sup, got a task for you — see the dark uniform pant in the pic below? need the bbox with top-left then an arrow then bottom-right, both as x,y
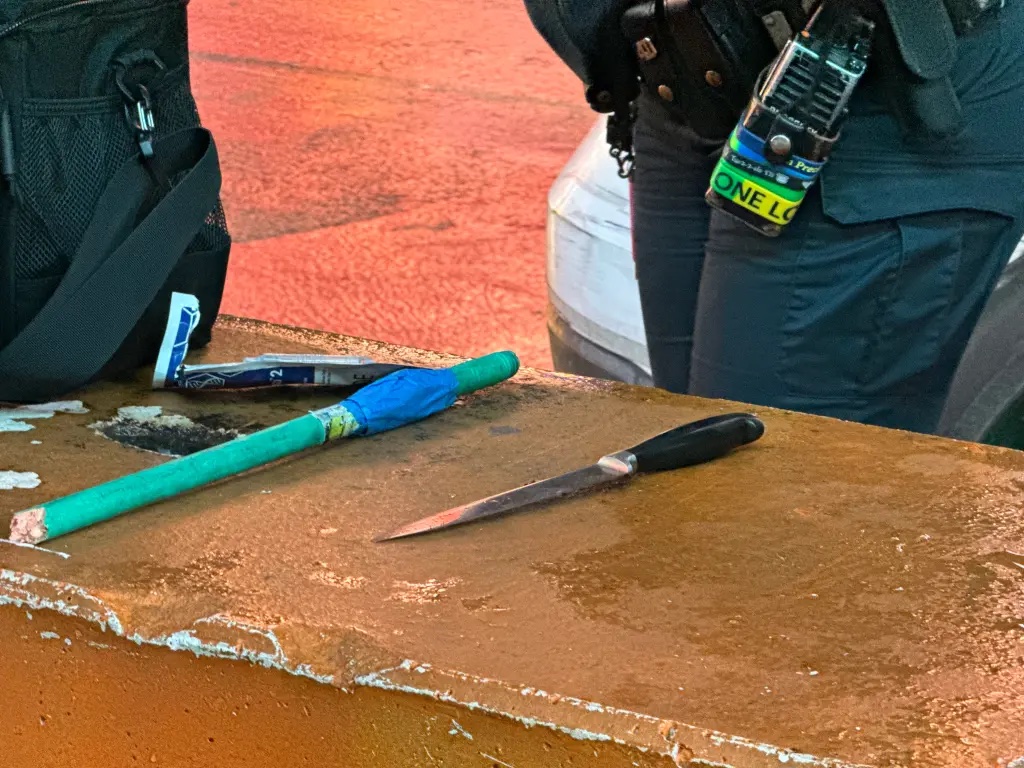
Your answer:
630,2 -> 1024,433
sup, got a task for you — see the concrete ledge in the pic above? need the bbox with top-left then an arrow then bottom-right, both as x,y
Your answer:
2,317 -> 1023,767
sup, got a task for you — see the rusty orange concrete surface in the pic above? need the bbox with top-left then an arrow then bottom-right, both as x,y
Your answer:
187,0 -> 592,369
0,609 -> 659,768
2,318 -> 1024,767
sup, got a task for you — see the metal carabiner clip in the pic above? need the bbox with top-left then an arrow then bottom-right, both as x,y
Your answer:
124,83 -> 156,158
112,51 -> 167,159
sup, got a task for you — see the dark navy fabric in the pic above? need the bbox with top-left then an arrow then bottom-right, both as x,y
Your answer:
823,0 -> 1024,223
630,0 -> 1024,433
522,0 -> 623,86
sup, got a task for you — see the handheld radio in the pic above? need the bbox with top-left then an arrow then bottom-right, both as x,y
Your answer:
705,5 -> 876,236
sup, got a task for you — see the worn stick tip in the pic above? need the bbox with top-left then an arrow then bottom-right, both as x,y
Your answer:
9,508 -> 48,545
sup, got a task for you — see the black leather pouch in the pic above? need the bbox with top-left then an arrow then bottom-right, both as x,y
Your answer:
621,0 -> 784,140
858,0 -> 1004,142
870,0 -> 963,141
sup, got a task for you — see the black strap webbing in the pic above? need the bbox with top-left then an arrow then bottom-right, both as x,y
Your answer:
0,127 -> 221,402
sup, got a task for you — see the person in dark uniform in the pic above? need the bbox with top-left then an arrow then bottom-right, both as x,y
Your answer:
525,0 -> 1024,434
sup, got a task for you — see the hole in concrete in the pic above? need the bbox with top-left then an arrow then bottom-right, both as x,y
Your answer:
91,407 -> 265,457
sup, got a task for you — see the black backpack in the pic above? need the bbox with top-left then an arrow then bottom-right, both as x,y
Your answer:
0,0 -> 230,403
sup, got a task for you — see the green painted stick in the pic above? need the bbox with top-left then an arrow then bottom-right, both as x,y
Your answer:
9,351 -> 519,545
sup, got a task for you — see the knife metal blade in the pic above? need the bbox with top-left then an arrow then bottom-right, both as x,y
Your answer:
374,452 -> 637,542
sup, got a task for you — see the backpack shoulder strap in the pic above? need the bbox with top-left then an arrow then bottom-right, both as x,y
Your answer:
0,127 -> 221,403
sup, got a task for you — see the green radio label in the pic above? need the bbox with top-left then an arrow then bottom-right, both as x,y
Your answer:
709,162 -> 805,226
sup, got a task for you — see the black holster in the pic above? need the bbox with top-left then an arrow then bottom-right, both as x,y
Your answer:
869,0 -> 963,142
870,0 -> 1003,143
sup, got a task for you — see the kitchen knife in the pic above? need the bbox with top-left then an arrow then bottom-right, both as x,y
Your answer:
375,412 -> 765,542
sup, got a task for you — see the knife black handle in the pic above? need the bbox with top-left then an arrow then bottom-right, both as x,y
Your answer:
625,413 -> 765,473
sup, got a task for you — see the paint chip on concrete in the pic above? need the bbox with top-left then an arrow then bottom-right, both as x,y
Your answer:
308,570 -> 367,590
481,754 -> 515,768
0,538 -> 70,560
389,578 -> 461,604
116,406 -> 167,421
448,719 -> 474,740
0,471 -> 41,490
0,401 -> 88,432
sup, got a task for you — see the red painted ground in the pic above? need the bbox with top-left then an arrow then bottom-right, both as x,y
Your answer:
187,0 -> 595,369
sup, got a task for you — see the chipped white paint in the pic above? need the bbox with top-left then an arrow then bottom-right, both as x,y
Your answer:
671,743 -> 683,763
0,471 -> 40,490
0,420 -> 32,433
113,405 -> 164,421
706,732 -> 852,766
0,401 -> 88,432
481,754 -> 515,768
89,405 -> 199,437
0,571 -> 333,685
448,719 -> 474,741
0,569 -> 124,634
34,632 -> 70,646
308,570 -> 368,590
0,538 -> 70,560
142,613 -> 335,685
357,661 -> 619,746
37,401 -> 87,414
355,660 -> 874,768
389,578 -> 461,604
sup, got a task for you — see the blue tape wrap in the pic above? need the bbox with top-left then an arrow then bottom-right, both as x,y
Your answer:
341,368 -> 460,437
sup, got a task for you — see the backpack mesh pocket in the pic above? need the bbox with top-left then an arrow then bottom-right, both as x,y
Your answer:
13,67 -> 230,329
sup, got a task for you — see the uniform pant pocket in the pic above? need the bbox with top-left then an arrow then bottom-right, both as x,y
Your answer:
778,208 -> 1014,426
691,198 -> 1015,432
